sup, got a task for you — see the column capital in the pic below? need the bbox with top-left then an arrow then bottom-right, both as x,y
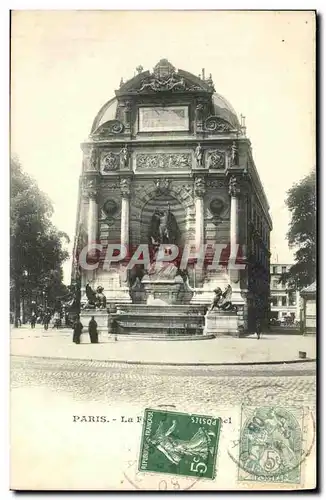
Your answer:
82,146 -> 99,172
228,175 -> 241,197
120,177 -> 131,198
82,175 -> 99,200
194,175 -> 206,198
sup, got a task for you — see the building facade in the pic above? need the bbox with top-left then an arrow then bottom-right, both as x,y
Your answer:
270,263 -> 301,323
72,59 -> 272,334
300,281 -> 316,333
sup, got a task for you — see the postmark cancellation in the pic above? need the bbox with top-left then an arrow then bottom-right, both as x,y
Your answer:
237,405 -> 313,486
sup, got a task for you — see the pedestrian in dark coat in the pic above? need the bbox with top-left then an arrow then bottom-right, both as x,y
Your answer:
88,316 -> 98,343
255,318 -> 262,339
73,317 -> 83,344
30,313 -> 36,329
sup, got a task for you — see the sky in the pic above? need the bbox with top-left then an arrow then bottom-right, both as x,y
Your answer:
10,10 -> 315,283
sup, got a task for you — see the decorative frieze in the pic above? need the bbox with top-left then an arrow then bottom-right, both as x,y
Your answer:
136,153 -> 191,171
206,179 -> 226,189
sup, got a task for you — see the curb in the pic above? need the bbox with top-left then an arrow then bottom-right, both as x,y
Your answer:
11,353 -> 316,367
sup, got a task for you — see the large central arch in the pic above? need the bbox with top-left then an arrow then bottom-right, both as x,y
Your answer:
130,182 -> 195,246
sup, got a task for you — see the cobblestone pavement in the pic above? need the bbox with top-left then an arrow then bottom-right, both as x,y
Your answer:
11,356 -> 316,409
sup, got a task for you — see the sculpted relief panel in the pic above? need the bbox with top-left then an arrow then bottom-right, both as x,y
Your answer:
135,153 -> 192,171
206,149 -> 226,170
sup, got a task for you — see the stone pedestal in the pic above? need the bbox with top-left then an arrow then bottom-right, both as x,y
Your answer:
204,310 -> 247,337
80,310 -> 109,338
141,275 -> 186,305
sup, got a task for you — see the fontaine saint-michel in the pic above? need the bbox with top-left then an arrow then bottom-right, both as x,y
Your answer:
71,59 -> 272,337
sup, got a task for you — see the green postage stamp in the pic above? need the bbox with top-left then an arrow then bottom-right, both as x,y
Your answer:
238,406 -> 304,484
138,408 -> 221,479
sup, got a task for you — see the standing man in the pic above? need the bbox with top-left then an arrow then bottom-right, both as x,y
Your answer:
43,311 -> 50,330
30,312 -> 36,329
72,315 -> 83,344
255,318 -> 262,340
88,316 -> 99,343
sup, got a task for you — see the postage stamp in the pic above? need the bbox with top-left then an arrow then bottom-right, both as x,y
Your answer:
237,406 -> 304,484
138,408 -> 221,479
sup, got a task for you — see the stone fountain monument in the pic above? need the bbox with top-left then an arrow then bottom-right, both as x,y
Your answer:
72,59 -> 272,338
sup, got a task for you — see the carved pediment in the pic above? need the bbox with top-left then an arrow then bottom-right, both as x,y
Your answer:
116,59 -> 215,96
204,116 -> 237,133
91,120 -> 125,139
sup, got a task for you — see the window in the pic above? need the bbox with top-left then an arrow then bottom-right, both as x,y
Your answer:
282,266 -> 287,274
281,296 -> 287,306
271,297 -> 278,306
272,266 -> 277,274
288,291 -> 296,306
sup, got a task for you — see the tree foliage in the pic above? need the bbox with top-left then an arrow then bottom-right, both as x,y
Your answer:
10,156 -> 70,323
281,170 -> 316,289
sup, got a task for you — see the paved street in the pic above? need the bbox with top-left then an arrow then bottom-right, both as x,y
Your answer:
10,326 -> 316,365
10,354 -> 316,490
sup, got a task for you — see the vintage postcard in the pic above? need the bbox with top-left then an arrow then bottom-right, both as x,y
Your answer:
10,10 -> 316,491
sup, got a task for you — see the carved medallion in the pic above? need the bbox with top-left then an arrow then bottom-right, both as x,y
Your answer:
209,198 -> 225,216
154,178 -> 171,194
102,199 -> 118,217
206,149 -> 225,170
102,152 -> 120,172
136,153 -> 191,171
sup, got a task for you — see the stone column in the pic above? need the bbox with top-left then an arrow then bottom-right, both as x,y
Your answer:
84,178 -> 99,257
120,178 -> 131,251
194,176 -> 205,250
118,177 -> 132,303
193,176 -> 206,290
228,175 -> 240,285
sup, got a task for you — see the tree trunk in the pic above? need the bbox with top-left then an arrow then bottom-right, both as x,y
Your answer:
14,279 -> 21,328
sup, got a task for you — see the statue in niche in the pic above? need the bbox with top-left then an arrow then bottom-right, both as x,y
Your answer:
208,285 -> 237,313
148,204 -> 181,246
120,145 -> 129,169
195,143 -> 203,167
